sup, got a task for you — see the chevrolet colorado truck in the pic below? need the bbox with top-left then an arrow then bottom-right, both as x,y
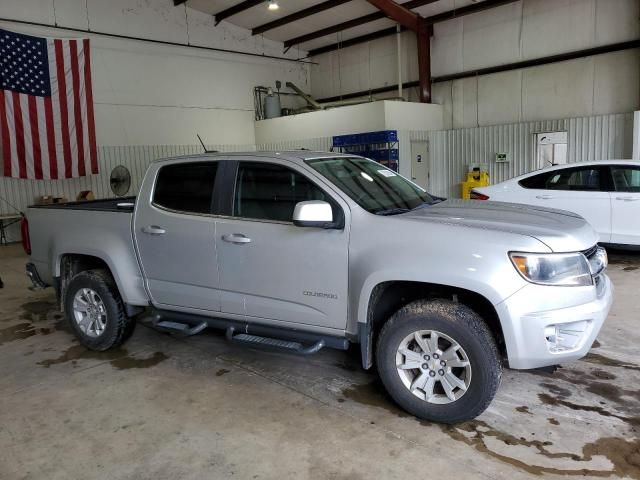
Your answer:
23,151 -> 612,423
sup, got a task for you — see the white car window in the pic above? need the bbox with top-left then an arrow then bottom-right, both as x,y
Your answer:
611,166 -> 640,193
520,167 -> 602,191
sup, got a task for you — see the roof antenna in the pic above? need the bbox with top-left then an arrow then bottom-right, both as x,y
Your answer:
197,134 -> 218,153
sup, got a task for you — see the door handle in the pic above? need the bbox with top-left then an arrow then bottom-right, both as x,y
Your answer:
222,233 -> 251,244
615,196 -> 639,202
142,225 -> 166,235
535,195 -> 553,199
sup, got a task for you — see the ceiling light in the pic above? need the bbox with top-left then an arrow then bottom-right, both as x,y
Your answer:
268,0 -> 279,10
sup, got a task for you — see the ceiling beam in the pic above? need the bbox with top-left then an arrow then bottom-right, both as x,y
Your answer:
307,0 -> 519,56
283,0 -> 438,50
365,0 -> 419,31
173,0 -> 188,5
252,0 -> 352,36
214,0 -> 264,26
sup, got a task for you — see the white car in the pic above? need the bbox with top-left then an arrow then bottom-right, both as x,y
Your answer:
471,160 -> 640,246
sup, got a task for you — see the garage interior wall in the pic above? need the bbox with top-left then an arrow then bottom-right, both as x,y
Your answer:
310,0 -> 640,128
0,0 -> 309,146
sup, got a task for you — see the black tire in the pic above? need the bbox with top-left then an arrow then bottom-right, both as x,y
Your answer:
64,269 -> 135,351
376,299 -> 502,424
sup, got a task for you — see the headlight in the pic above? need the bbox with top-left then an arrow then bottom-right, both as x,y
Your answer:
509,252 -> 593,286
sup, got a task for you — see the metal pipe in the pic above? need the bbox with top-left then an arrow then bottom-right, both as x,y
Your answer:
285,82 -> 322,110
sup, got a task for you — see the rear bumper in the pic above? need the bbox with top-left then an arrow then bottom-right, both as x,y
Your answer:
26,262 -> 48,290
496,274 -> 613,369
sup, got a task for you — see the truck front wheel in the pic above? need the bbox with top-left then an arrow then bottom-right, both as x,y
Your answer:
376,299 -> 502,424
64,269 -> 135,351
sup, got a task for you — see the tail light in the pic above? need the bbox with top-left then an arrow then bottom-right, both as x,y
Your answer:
470,191 -> 490,200
21,216 -> 31,255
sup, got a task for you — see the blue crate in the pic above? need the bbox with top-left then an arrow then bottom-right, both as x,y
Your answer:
332,130 -> 397,147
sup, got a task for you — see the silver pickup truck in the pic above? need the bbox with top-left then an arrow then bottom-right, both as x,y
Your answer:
23,151 -> 612,423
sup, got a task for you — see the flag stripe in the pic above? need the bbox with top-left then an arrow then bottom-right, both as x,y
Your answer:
77,42 -> 91,176
83,39 -> 98,174
54,39 -> 72,178
35,97 -> 50,180
5,93 -> 19,177
48,38 -> 64,180
12,91 -> 27,178
69,40 -> 85,176
0,91 -> 11,177
27,95 -> 43,179
44,96 -> 57,179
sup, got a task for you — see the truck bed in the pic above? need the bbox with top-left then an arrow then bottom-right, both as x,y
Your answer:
29,197 -> 136,212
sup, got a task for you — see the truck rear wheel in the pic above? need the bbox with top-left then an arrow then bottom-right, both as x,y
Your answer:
376,299 -> 502,424
64,269 -> 135,351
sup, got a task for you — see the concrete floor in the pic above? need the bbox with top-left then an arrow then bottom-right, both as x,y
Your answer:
1,244 -> 639,480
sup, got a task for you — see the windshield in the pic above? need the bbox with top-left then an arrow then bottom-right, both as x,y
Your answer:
306,157 -> 436,215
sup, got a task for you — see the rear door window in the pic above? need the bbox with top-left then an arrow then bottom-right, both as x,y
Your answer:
610,166 -> 640,192
153,162 -> 218,214
519,166 -> 602,191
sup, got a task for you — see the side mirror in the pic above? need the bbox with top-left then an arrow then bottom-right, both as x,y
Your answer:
293,200 -> 333,228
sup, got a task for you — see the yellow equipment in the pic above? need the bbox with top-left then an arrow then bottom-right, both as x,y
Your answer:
461,164 -> 490,199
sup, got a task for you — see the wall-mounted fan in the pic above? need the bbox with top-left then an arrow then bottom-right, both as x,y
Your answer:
110,165 -> 131,197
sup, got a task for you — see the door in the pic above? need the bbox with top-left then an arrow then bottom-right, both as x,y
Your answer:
134,161 -> 221,311
411,141 -> 429,189
215,160 -> 350,330
609,164 -> 640,245
518,165 -> 611,242
535,132 -> 567,169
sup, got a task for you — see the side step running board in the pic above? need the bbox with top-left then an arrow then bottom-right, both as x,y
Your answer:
155,320 -> 208,337
226,327 -> 325,355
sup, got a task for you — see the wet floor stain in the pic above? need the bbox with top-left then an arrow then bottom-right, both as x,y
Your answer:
216,368 -> 230,377
341,381 -> 411,418
0,301 -> 68,346
0,322 -> 55,346
20,300 -> 58,322
515,406 -> 532,415
544,367 -> 640,407
441,420 -> 640,478
623,266 -> 639,272
547,417 -> 560,426
583,353 -> 640,372
37,344 -> 168,370
538,393 -> 640,426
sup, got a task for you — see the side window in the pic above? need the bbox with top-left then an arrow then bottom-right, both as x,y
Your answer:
545,167 -> 601,191
234,162 -> 329,222
519,172 -> 553,189
610,166 -> 640,192
153,162 -> 218,214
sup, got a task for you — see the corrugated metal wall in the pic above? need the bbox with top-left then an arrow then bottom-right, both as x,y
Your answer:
0,143 -> 254,242
423,113 -> 633,198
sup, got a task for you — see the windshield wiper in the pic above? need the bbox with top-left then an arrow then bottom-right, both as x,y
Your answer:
374,207 -> 411,216
410,198 -> 446,211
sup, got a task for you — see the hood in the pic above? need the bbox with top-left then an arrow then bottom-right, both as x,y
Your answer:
401,199 -> 598,252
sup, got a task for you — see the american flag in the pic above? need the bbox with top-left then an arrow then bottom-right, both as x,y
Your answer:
0,28 -> 98,179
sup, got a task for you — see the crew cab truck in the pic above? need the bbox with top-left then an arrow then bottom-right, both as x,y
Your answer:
24,152 -> 612,424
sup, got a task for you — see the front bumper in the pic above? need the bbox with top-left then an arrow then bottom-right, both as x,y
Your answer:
496,273 -> 613,369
